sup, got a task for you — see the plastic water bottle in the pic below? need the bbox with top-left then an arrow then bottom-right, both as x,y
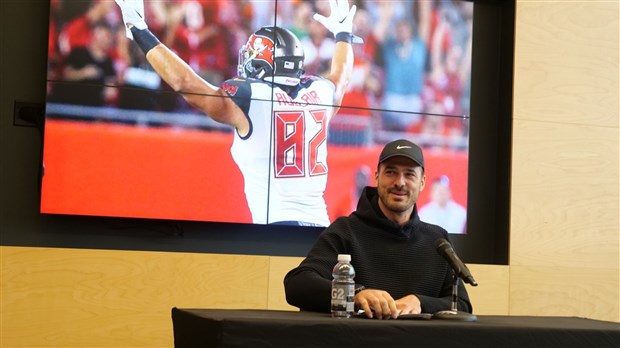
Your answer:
331,254 -> 355,318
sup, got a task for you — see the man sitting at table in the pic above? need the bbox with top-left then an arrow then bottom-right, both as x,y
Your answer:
284,139 -> 473,319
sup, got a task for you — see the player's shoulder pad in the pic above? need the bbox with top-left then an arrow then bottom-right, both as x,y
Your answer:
221,77 -> 252,99
221,77 -> 263,117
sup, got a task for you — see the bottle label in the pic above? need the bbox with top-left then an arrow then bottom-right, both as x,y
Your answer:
331,282 -> 354,313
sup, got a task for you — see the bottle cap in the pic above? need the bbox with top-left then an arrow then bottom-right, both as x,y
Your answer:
337,254 -> 351,262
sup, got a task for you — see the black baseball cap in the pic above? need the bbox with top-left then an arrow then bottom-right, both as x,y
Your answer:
378,139 -> 424,169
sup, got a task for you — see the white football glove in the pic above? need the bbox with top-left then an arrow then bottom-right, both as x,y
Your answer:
313,0 -> 357,36
115,0 -> 148,40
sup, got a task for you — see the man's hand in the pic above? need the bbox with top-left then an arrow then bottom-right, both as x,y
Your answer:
354,289 -> 399,319
115,0 -> 147,39
395,294 -> 422,315
313,0 -> 356,36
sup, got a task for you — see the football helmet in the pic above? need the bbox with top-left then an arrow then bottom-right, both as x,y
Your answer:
237,26 -> 305,86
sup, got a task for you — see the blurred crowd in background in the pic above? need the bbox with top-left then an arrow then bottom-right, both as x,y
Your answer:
46,0 -> 473,150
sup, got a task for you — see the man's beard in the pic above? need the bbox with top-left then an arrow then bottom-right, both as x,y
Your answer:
379,189 -> 413,213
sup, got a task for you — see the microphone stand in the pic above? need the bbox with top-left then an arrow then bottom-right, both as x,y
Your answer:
433,272 -> 477,321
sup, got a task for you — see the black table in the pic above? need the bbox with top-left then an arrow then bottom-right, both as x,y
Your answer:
171,308 -> 620,348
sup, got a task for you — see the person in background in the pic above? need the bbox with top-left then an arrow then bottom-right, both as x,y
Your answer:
374,2 -> 429,132
49,20 -> 118,107
284,139 -> 472,319
419,175 -> 467,234
418,175 -> 467,234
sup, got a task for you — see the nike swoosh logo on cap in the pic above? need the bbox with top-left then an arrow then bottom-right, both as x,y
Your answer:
396,145 -> 412,149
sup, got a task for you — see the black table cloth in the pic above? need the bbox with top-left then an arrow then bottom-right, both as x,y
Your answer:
171,308 -> 620,348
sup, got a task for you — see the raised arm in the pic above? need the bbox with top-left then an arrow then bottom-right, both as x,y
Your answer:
114,0 -> 248,134
327,42 -> 354,107
141,44 -> 244,126
312,0 -> 358,107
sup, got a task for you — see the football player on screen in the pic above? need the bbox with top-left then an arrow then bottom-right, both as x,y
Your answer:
114,0 -> 360,226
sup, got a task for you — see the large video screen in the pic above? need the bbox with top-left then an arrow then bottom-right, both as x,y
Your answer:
42,0 -> 473,234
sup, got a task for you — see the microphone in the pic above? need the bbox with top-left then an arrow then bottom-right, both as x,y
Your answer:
435,238 -> 478,286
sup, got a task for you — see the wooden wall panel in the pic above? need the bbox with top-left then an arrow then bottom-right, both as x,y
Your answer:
510,265 -> 620,320
465,264 -> 510,315
1,247 -> 270,348
513,1 -> 618,128
511,0 -> 619,322
267,256 -> 303,311
511,120 -> 619,269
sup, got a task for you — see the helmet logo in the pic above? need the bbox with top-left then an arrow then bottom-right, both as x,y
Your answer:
249,35 -> 274,66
